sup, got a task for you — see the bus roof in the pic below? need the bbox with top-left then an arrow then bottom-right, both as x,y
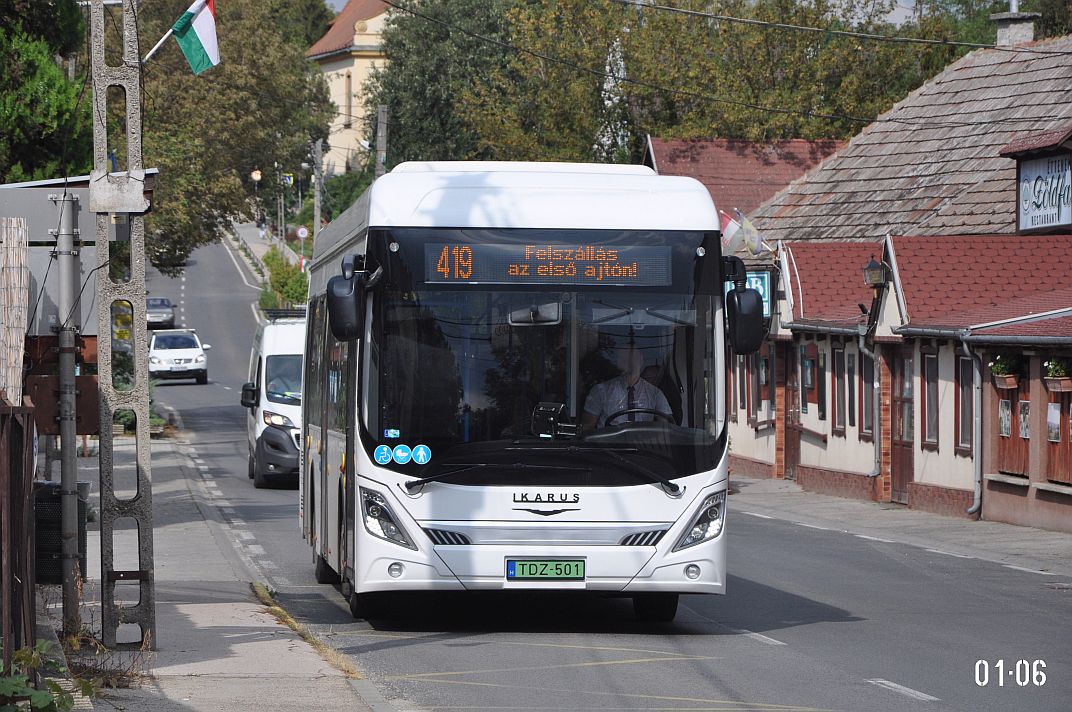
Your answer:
312,162 -> 719,266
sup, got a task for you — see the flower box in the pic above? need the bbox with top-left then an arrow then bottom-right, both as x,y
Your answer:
992,374 -> 1019,390
1043,376 -> 1072,392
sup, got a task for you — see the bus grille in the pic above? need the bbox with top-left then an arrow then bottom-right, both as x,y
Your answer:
619,530 -> 667,547
424,528 -> 472,546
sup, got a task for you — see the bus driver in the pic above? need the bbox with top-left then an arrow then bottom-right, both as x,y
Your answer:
582,346 -> 672,429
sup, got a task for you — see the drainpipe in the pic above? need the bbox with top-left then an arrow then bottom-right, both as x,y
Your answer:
962,338 -> 984,516
857,327 -> 882,477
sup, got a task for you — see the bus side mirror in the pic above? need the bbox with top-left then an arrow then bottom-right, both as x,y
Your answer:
726,287 -> 765,354
327,270 -> 367,341
240,382 -> 258,409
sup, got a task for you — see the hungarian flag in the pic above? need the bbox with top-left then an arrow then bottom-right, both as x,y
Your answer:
173,0 -> 219,75
719,208 -> 764,255
719,210 -> 742,253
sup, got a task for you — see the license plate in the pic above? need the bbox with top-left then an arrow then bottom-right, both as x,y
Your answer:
506,559 -> 585,580
170,366 -> 186,371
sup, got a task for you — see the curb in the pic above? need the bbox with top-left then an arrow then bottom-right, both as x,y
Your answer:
35,591 -> 94,710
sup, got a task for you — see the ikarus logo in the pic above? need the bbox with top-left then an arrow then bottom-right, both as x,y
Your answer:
512,492 -> 580,504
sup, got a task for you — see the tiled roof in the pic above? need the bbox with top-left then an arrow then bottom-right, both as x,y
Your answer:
891,234 -> 1072,329
974,311 -> 1072,337
783,242 -> 876,327
998,123 -> 1072,157
306,0 -> 388,59
752,35 -> 1072,242
645,138 -> 841,216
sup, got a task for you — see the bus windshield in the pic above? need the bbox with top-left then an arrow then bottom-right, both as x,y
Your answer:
362,228 -> 724,487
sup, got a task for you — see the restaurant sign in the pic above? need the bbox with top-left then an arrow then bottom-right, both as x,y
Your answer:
1017,153 -> 1072,232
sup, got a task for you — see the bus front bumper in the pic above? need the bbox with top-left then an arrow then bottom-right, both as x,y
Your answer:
352,540 -> 726,596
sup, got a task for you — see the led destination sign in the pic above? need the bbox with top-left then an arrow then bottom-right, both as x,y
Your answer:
424,243 -> 672,286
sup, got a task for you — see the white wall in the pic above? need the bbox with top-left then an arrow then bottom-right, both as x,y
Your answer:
914,342 -> 974,490
798,339 -> 877,474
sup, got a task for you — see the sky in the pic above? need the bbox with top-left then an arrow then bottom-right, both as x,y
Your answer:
327,0 -> 348,11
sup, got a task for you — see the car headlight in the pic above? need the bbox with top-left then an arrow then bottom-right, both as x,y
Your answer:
672,491 -> 726,551
149,356 -> 161,364
194,354 -> 206,363
262,411 -> 296,428
360,487 -> 416,550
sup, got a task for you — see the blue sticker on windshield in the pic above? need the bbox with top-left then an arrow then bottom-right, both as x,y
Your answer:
374,445 -> 393,465
384,428 -> 400,439
392,444 -> 412,465
412,444 -> 431,465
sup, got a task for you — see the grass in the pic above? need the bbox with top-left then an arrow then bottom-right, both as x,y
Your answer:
251,582 -> 363,679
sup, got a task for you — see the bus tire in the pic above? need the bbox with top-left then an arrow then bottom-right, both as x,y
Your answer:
633,593 -> 679,622
314,553 -> 339,584
348,591 -> 385,620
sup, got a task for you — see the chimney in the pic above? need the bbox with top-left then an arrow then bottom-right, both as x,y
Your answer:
990,10 -> 1041,47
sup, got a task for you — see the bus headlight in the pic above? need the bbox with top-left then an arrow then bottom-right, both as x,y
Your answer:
263,411 -> 296,428
672,491 -> 726,551
360,488 -> 416,550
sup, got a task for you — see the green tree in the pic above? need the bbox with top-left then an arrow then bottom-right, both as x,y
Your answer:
0,0 -> 91,181
137,0 -> 332,273
268,0 -> 336,49
363,0 -> 517,166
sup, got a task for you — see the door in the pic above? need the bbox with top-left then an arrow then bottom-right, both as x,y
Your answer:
1045,392 -> 1071,484
890,350 -> 914,504
996,383 -> 1030,476
783,343 -> 801,480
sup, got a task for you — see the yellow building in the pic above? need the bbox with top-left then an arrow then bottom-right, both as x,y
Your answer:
306,0 -> 389,176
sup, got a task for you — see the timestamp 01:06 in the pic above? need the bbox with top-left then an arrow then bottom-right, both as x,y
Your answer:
974,659 -> 1046,687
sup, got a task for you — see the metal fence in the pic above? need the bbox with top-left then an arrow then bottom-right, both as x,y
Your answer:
0,394 -> 36,673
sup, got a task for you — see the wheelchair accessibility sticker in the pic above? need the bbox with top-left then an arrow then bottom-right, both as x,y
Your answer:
374,445 -> 393,465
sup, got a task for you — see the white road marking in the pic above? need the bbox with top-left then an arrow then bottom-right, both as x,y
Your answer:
855,534 -> 895,543
221,507 -> 237,515
925,548 -> 973,559
221,385 -> 233,391
222,238 -> 260,289
796,523 -> 834,531
867,679 -> 939,702
739,511 -> 774,519
231,518 -> 247,527
1003,564 -> 1060,576
234,530 -> 255,541
245,544 -> 267,556
722,627 -> 787,646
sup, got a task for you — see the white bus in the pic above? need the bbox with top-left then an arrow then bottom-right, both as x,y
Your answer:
301,161 -> 763,621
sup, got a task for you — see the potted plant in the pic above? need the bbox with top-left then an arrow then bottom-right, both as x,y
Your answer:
989,354 -> 1020,389
1043,358 -> 1072,392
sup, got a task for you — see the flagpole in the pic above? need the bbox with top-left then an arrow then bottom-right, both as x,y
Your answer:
142,28 -> 173,64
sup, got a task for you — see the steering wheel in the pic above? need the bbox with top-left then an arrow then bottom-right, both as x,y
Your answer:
604,408 -> 674,426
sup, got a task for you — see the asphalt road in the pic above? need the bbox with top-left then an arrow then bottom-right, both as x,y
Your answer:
147,237 -> 1072,712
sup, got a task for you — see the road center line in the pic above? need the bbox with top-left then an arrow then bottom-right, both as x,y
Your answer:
867,678 -> 939,702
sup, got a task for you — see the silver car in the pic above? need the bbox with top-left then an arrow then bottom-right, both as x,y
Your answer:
146,297 -> 175,329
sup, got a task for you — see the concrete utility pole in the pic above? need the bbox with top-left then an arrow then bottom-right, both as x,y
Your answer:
376,105 -> 388,178
89,0 -> 155,649
312,139 -> 323,240
53,192 -> 81,633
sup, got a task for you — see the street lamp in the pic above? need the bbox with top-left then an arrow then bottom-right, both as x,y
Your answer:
250,169 -> 262,226
863,256 -> 887,297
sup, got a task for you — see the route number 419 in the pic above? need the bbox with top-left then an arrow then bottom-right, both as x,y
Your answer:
974,659 -> 1046,687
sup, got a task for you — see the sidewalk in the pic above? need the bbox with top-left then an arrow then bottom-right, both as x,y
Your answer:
730,474 -> 1072,577
232,222 -> 300,272
54,437 -> 373,712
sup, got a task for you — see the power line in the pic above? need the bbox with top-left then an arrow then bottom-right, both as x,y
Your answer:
379,0 -> 1072,130
610,0 -> 1072,56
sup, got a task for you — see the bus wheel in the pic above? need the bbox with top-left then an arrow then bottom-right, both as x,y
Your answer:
348,591 -> 385,620
633,593 -> 679,622
314,554 -> 340,584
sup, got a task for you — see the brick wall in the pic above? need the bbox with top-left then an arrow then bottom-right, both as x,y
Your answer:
797,464 -> 878,501
729,454 -> 775,478
907,482 -> 977,519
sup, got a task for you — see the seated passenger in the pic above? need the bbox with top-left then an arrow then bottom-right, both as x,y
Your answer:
582,346 -> 672,429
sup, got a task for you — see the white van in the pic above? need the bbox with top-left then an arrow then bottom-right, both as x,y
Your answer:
241,314 -> 306,488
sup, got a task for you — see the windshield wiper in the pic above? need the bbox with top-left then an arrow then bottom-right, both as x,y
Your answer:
404,462 -> 590,493
506,446 -> 683,496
